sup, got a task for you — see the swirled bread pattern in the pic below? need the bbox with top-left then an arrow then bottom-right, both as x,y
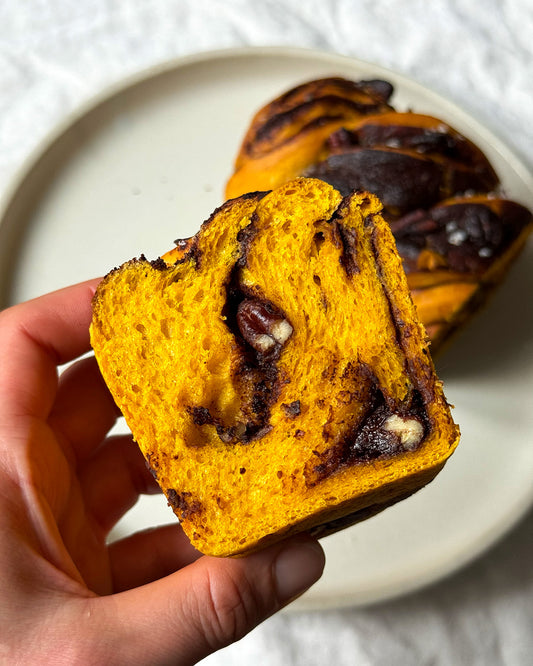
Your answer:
91,179 -> 459,557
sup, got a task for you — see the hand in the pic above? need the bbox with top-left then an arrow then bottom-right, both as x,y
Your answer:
0,280 -> 325,665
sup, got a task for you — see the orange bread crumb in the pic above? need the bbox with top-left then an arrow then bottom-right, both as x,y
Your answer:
91,179 -> 459,557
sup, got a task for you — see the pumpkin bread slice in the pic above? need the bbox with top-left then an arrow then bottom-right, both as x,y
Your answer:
90,178 -> 459,557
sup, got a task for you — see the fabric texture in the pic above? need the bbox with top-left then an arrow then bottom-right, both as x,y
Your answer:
0,1 -> 532,664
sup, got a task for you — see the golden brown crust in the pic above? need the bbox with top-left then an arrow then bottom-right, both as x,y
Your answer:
235,77 -> 393,168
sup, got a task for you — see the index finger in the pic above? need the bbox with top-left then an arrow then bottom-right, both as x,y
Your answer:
0,279 -> 101,420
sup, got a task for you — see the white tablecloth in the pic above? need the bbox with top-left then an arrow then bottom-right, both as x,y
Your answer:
1,2 -> 532,664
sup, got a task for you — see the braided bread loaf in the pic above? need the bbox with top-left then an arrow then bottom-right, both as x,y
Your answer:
91,179 -> 459,557
226,78 -> 532,352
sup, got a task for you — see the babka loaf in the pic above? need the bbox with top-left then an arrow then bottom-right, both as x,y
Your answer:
91,178 -> 459,557
226,78 -> 532,353
235,77 -> 394,169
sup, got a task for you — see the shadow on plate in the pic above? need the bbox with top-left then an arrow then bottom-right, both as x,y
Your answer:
435,240 -> 533,381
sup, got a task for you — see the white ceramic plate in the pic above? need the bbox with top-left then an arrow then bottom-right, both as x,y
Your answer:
0,47 -> 532,610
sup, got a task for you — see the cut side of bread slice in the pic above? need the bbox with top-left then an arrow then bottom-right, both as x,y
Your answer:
91,178 -> 459,557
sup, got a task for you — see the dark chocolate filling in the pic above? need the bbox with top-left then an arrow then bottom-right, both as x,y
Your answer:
392,201 -> 531,275
328,122 -> 495,176
188,229 -> 290,445
309,116 -> 499,220
336,222 -> 360,276
305,149 -> 443,213
166,489 -> 202,520
282,400 -> 301,417
308,389 -> 428,486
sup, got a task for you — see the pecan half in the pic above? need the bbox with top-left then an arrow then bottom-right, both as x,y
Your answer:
236,298 -> 293,354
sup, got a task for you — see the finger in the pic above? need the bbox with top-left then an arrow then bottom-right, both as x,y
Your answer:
96,535 -> 325,664
109,524 -> 202,592
49,355 -> 121,463
0,279 -> 101,420
79,435 -> 160,535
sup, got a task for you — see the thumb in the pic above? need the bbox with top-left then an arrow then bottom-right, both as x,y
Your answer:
97,535 -> 325,665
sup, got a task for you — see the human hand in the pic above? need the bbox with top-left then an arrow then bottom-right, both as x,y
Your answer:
0,280 -> 325,665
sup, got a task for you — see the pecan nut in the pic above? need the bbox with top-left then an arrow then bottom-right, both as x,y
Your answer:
236,298 -> 293,353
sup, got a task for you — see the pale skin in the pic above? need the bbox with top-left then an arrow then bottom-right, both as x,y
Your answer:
0,279 -> 325,665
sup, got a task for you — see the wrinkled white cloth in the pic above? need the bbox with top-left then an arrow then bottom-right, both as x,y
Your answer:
0,1 -> 532,664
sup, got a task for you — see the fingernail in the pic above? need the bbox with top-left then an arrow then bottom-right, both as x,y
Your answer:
274,538 -> 325,603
